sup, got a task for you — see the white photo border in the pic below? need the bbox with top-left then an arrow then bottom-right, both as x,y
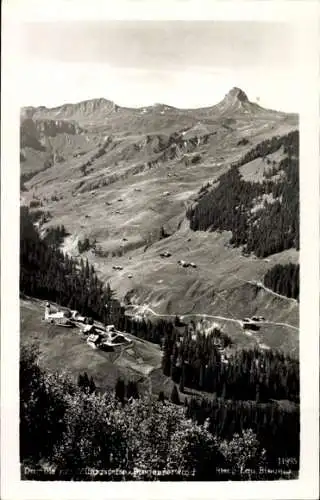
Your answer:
1,1 -> 319,499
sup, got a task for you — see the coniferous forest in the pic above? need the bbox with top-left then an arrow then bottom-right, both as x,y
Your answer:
186,131 -> 299,258
264,263 -> 299,300
20,206 -> 123,326
161,328 -> 299,402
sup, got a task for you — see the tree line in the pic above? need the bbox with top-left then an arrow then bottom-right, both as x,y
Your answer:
186,130 -> 299,258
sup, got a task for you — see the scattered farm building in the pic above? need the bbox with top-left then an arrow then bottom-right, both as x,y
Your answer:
70,310 -> 86,322
87,333 -> 103,349
44,303 -> 73,327
241,321 -> 261,331
160,251 -> 171,258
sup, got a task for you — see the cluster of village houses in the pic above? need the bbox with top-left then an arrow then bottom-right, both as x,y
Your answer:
44,302 -> 131,350
43,293 -> 267,357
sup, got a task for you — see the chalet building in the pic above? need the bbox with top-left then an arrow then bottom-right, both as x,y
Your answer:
87,333 -> 103,349
44,303 -> 72,327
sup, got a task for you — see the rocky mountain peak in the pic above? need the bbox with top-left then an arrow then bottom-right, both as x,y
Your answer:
226,87 -> 249,102
215,87 -> 252,113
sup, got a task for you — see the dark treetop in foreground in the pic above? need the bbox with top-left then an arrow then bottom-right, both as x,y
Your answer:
20,344 -> 298,481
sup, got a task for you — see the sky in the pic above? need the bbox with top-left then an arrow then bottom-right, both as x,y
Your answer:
19,20 -> 303,112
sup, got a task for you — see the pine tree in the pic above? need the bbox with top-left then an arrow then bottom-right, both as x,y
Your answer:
85,258 -> 90,279
170,385 -> 180,405
161,334 -> 172,376
174,315 -> 182,327
179,364 -> 185,393
89,377 -> 96,394
199,364 -> 205,389
115,378 -> 125,403
77,373 -> 84,389
82,372 -> 90,390
126,381 -> 139,400
158,391 -> 165,402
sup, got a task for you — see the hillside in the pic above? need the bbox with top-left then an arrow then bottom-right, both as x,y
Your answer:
20,87 -> 299,354
20,296 -> 172,396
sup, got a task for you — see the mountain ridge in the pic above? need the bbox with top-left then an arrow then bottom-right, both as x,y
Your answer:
21,87 -> 298,122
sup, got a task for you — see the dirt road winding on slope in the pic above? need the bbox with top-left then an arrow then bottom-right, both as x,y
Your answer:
235,277 -> 298,304
126,303 -> 298,330
125,302 -> 299,357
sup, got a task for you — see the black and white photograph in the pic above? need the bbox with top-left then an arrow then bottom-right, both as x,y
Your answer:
1,0 -> 319,498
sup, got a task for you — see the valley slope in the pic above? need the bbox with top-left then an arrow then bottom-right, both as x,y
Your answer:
20,87 -> 299,355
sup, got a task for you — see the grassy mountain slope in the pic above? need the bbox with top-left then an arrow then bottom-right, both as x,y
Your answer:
20,88 -> 299,354
20,296 -> 169,395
